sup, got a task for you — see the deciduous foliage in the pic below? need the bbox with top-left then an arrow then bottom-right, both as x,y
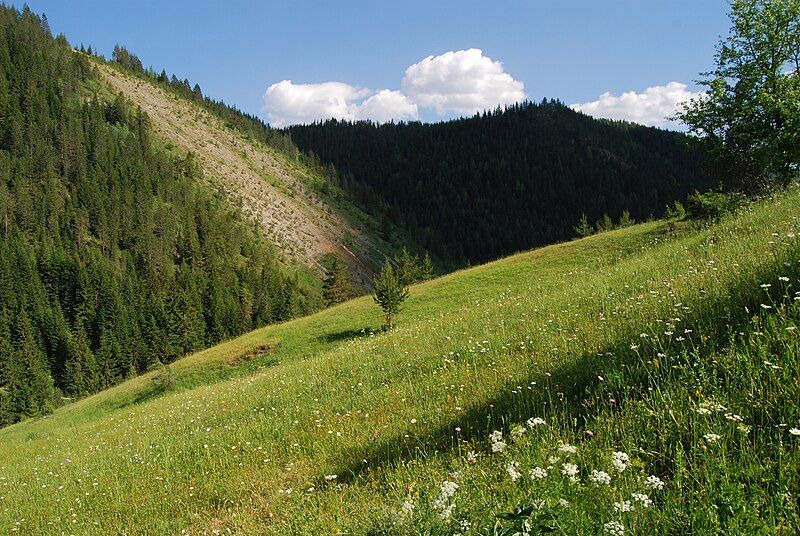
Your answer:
0,6 -> 318,425
677,0 -> 800,190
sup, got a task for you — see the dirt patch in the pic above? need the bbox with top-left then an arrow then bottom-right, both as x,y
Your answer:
226,344 -> 276,367
91,60 -> 387,289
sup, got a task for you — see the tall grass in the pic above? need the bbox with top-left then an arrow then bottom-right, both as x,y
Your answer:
1,188 -> 798,534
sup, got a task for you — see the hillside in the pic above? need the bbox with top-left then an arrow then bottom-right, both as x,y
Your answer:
0,6 -> 328,427
288,105 -> 712,265
1,185 -> 798,534
90,59 -> 392,289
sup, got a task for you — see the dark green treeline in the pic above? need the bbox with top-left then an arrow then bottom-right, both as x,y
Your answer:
288,102 -> 712,265
0,6 -> 317,426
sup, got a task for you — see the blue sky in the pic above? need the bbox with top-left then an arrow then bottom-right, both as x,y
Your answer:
11,0 -> 731,127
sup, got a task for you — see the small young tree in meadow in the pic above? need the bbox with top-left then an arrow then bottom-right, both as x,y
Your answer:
373,261 -> 409,330
573,213 -> 594,237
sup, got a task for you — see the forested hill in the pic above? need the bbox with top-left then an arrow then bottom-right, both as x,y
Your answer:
0,6 -> 317,426
288,102 -> 711,264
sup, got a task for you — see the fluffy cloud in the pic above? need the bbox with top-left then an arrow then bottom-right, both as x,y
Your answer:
355,89 -> 419,123
262,49 -> 525,126
570,82 -> 699,128
402,49 -> 526,115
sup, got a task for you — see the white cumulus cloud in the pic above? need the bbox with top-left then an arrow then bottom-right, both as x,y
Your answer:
401,48 -> 526,115
570,82 -> 699,128
262,81 -> 418,127
355,89 -> 419,123
262,49 -> 526,126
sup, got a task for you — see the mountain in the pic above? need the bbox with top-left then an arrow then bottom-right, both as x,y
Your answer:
288,104 -> 712,265
92,51 -> 394,289
0,6 -> 390,426
1,178 -> 798,533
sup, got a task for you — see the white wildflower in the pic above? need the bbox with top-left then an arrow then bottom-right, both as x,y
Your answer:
632,493 -> 652,508
526,417 -> 546,428
724,413 -> 743,422
645,475 -> 665,490
324,474 -> 338,481
432,481 -> 458,510
529,467 -> 548,480
506,461 -> 522,482
603,520 -> 625,535
510,425 -> 526,439
559,498 -> 570,508
465,450 -> 479,463
558,443 -> 577,455
614,500 -> 634,513
789,428 -> 800,436
439,502 -> 455,521
561,462 -> 579,483
491,440 -> 507,453
589,470 -> 611,486
611,451 -> 630,473
704,433 -> 722,443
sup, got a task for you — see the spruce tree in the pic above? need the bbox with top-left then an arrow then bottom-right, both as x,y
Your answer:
4,311 -> 54,420
322,254 -> 354,306
373,262 -> 409,330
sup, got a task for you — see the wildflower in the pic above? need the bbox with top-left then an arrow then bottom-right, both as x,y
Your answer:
603,521 -> 625,535
324,474 -> 338,481
490,430 -> 507,453
611,451 -> 629,473
432,481 -> 458,510
703,433 -> 721,443
547,456 -> 560,465
789,428 -> 800,436
529,467 -> 548,480
558,443 -> 577,455
760,304 -> 772,309
614,500 -> 634,512
561,462 -> 579,483
439,502 -> 455,521
510,425 -> 526,439
696,407 -> 712,415
410,419 -> 417,424
589,470 -> 611,486
394,500 -> 415,523
632,493 -> 652,508
491,440 -> 507,453
465,450 -> 478,463
506,461 -> 522,482
645,475 -> 665,490
526,417 -> 546,428
724,413 -> 743,422
558,498 -> 570,508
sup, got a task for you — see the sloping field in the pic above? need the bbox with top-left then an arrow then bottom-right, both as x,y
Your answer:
1,189 -> 798,534
91,60 -> 389,288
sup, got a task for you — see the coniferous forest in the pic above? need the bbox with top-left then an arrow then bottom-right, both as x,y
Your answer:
0,6 -> 317,425
288,105 -> 712,265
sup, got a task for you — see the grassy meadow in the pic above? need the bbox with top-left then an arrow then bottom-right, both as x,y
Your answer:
1,188 -> 799,534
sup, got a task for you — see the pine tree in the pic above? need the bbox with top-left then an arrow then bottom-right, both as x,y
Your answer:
322,254 -> 354,306
573,213 -> 594,237
4,311 -> 54,421
420,252 -> 435,281
373,262 -> 409,330
396,247 -> 421,286
618,210 -> 634,228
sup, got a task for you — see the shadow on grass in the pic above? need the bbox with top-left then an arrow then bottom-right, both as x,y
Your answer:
317,328 -> 373,344
324,250 -> 799,493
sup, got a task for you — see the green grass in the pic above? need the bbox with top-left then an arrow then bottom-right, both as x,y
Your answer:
1,189 -> 799,535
